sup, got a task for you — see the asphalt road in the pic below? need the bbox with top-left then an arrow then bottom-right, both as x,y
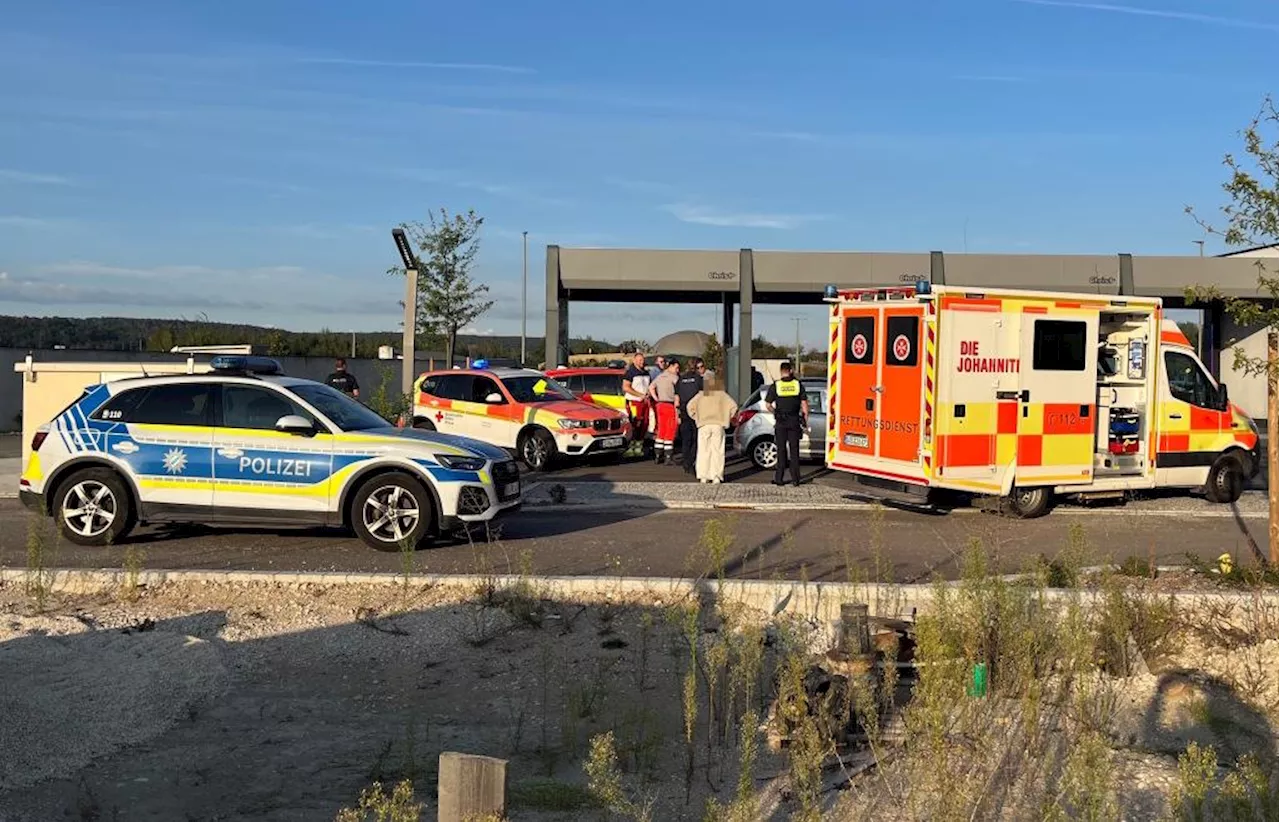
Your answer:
1,499 -> 1265,582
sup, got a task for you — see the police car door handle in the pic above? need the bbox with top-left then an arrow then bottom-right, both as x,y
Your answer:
218,447 -> 244,459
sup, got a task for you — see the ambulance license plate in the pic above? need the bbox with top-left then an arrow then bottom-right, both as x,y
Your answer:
601,437 -> 625,449
502,482 -> 520,498
845,433 -> 869,448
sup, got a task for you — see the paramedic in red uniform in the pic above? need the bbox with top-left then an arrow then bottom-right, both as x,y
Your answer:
621,351 -> 651,441
765,361 -> 808,486
648,359 -> 681,464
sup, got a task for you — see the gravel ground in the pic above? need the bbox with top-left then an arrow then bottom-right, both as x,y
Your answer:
0,579 -> 1275,821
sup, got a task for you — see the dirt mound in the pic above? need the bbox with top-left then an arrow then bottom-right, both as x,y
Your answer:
0,616 -> 227,790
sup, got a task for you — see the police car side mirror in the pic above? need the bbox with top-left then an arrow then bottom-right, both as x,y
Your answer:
276,414 -> 316,436
484,392 -> 505,404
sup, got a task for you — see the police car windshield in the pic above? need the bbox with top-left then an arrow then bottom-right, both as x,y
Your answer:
290,383 -> 391,431
502,375 -> 576,403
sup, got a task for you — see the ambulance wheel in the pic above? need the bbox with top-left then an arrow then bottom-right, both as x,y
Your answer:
1005,487 -> 1052,519
519,428 -> 556,472
351,472 -> 434,552
54,467 -> 136,546
412,417 -> 436,431
749,437 -> 779,471
1204,457 -> 1244,504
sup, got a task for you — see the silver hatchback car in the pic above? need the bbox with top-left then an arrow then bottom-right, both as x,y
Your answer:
732,380 -> 827,470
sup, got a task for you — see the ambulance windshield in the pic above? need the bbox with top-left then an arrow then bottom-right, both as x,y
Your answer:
290,383 -> 392,431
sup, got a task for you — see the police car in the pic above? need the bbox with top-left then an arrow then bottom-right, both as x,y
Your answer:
17,356 -> 523,551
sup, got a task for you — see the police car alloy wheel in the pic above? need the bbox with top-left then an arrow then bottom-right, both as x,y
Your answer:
750,437 -> 778,470
351,472 -> 434,552
55,467 -> 135,546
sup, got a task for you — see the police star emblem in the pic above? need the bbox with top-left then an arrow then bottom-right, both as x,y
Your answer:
162,447 -> 189,475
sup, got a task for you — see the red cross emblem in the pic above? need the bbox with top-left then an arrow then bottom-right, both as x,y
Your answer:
435,411 -> 445,423
893,334 -> 911,361
850,333 -> 868,360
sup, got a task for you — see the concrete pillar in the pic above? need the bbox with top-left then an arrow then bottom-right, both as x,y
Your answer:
437,752 -> 507,822
1219,306 -> 1273,420
930,251 -> 945,285
722,294 -> 735,348
544,245 -> 562,368
1118,253 -> 1134,296
736,248 -> 754,403
557,297 -> 570,366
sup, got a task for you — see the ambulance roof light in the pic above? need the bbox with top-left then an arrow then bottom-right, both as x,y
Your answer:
823,284 -> 839,300
915,279 -> 931,295
209,355 -> 284,375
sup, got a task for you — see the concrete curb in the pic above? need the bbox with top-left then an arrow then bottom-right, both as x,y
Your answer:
3,568 -> 1273,624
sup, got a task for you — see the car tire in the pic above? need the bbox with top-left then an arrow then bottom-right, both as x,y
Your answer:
54,467 -> 136,546
518,428 -> 557,472
413,417 -> 436,432
749,437 -> 778,471
1204,456 -> 1244,504
1004,486 -> 1052,519
350,471 -> 434,552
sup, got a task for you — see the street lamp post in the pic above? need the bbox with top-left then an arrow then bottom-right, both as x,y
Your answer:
521,231 -> 528,366
1193,240 -> 1205,257
392,228 -> 421,397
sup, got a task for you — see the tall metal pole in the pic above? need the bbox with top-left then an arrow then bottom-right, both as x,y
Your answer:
392,228 -> 420,398
1193,240 -> 1205,257
521,231 -> 528,365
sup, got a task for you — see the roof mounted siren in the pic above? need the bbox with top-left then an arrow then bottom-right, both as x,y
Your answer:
209,355 -> 285,376
915,279 -> 931,296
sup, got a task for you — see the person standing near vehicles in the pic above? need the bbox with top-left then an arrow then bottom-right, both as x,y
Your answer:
326,358 -> 360,398
648,359 -> 681,464
765,361 -> 807,486
622,351 -> 651,440
648,355 -> 666,383
675,357 -> 704,475
686,375 -> 737,484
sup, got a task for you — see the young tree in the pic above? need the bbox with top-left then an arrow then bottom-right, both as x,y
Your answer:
1185,95 -> 1278,563
389,209 -> 494,367
701,332 -> 725,373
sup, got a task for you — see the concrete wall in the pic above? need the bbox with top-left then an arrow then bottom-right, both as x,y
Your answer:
1,348 -> 451,433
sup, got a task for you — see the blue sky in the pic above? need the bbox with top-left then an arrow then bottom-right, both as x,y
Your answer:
0,0 -> 1275,349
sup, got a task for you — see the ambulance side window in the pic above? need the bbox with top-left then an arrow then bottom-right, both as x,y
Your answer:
1164,351 -> 1216,409
221,385 -> 312,431
126,384 -> 215,426
885,316 -> 919,366
1032,320 -> 1086,371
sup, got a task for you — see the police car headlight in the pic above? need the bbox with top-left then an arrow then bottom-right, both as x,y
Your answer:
435,454 -> 487,471
558,419 -> 591,430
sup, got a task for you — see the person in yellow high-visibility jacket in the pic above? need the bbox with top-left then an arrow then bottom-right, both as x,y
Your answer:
765,361 -> 809,486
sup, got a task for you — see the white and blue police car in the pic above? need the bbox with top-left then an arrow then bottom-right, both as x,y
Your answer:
18,356 -> 523,551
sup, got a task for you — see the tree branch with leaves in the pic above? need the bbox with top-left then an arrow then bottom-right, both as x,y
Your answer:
388,209 -> 495,367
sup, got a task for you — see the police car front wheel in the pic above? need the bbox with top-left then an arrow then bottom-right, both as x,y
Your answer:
55,467 -> 136,546
351,472 -> 434,552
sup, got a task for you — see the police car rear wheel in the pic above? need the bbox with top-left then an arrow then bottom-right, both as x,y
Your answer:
1006,487 -> 1051,519
351,472 -> 433,552
750,437 -> 778,470
55,468 -> 135,546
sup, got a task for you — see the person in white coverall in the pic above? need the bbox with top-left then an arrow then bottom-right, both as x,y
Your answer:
685,375 -> 738,483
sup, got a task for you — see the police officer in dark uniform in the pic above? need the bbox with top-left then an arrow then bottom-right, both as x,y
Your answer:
765,361 -> 808,486
325,358 -> 360,398
675,357 -> 705,475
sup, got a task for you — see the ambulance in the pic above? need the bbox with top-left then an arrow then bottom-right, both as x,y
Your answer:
823,282 -> 1261,517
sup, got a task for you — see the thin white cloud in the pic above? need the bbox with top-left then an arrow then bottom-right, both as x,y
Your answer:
662,203 -> 830,230
38,260 -> 310,282
295,57 -> 534,74
393,168 -> 570,207
0,216 -> 56,229
0,168 -> 74,185
1009,0 -> 1277,30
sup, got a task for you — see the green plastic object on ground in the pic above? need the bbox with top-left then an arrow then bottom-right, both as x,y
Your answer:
967,662 -> 989,697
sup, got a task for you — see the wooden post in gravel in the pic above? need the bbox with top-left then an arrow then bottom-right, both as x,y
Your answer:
438,752 -> 507,822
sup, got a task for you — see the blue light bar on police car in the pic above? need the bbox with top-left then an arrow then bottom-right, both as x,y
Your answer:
210,355 -> 285,375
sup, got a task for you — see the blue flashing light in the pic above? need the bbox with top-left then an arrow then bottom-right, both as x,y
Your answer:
823,284 -> 839,300
210,355 -> 284,375
915,279 -> 931,295
472,358 -> 490,370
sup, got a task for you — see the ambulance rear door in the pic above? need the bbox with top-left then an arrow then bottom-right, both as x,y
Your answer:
830,297 -> 927,485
